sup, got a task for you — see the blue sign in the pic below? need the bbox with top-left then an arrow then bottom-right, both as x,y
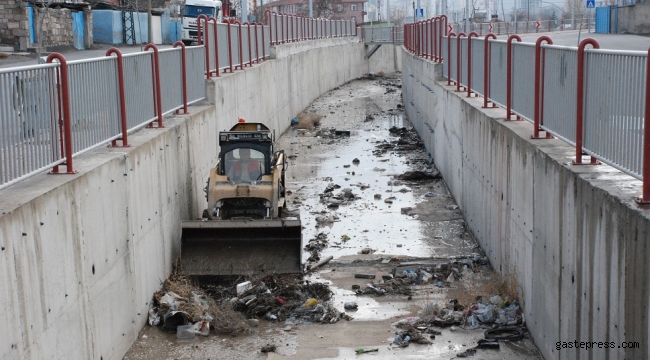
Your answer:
586,0 -> 595,8
419,8 -> 424,16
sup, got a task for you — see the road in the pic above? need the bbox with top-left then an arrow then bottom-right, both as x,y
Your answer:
499,30 -> 650,51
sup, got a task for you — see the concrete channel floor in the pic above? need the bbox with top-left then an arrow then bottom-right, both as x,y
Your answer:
124,74 -> 542,359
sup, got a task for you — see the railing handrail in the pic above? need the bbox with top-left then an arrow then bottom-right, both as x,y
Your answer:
406,19 -> 650,205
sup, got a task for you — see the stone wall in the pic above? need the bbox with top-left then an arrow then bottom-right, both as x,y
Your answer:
0,0 -> 28,50
38,7 -> 74,47
0,2 -> 93,51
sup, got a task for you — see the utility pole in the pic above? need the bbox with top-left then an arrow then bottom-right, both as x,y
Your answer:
514,0 -> 517,33
148,0 -> 152,43
571,0 -> 575,29
387,0 -> 391,25
309,0 -> 312,17
527,0 -> 529,32
242,0 -> 248,21
465,0 -> 469,32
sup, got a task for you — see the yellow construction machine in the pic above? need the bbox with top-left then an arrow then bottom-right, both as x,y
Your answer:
180,121 -> 302,275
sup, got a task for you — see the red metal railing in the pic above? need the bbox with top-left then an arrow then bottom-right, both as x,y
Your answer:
144,43 -> 164,128
456,32 -> 465,92
403,22 -> 650,205
173,41 -> 189,115
505,34 -> 521,121
482,33 -> 497,109
531,36 -> 552,139
466,31 -> 478,97
46,53 -> 75,175
572,38 -> 600,165
106,48 -> 129,147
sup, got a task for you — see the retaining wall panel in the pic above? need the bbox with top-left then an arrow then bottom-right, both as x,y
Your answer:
402,47 -> 650,360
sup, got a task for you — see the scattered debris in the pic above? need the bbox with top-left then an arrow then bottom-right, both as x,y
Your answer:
355,348 -> 378,354
484,327 -> 525,341
344,302 -> 358,310
294,111 -> 322,130
355,273 -> 376,279
149,271 -> 348,338
261,344 -> 277,353
397,171 -> 440,181
308,255 -> 334,272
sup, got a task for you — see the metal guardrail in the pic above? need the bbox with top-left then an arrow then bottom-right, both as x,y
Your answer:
541,45 -> 578,145
0,43 -> 206,190
448,19 -> 595,36
407,16 -> 650,205
1,12 -> 356,190
264,11 -> 356,45
360,26 -> 404,44
583,49 -> 647,178
0,63 -> 63,188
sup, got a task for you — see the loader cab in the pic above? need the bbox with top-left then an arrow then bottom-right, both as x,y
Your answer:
221,146 -> 270,182
218,122 -> 273,183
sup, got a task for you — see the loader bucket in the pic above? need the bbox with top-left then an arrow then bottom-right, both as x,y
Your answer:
180,219 -> 302,276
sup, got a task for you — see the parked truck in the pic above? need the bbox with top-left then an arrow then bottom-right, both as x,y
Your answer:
181,0 -> 223,45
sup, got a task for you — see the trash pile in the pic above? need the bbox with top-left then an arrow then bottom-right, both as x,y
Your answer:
354,258 -> 486,296
462,296 -> 523,328
372,126 -> 424,154
148,273 -> 350,338
313,127 -> 352,141
388,298 -> 524,351
401,297 -> 522,331
304,232 -> 329,262
390,317 -> 435,347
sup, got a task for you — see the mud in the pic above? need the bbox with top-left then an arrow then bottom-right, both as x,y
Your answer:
124,74 -> 542,360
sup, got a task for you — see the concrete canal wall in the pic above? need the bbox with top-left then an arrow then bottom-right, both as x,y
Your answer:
402,48 -> 650,360
0,38 -> 400,360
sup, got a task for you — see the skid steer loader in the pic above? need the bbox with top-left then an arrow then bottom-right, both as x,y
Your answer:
180,120 -> 302,275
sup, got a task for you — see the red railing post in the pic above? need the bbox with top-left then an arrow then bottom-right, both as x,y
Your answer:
260,22 -> 266,60
456,32 -> 466,92
572,38 -> 600,165
144,43 -> 164,128
105,48 -> 129,147
243,22 -> 252,67
440,15 -> 448,63
274,12 -> 279,44
483,33 -> 497,108
234,20 -> 244,70
46,53 -> 76,174
636,47 -> 650,205
424,19 -> 433,59
253,22 -> 260,63
531,36 -> 553,139
447,32 -> 456,85
224,19 -> 234,73
172,41 -> 189,115
466,31 -> 479,97
431,18 -> 437,60
287,15 -> 292,42
420,22 -> 424,54
197,14 -> 210,79
208,17 -> 219,76
506,34 -> 522,121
